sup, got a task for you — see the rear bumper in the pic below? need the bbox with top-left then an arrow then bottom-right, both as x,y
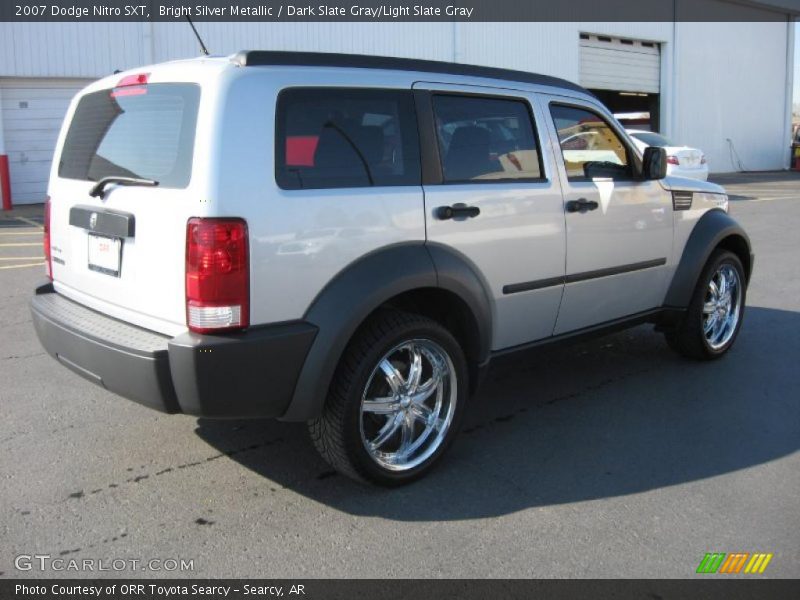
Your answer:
30,284 -> 318,418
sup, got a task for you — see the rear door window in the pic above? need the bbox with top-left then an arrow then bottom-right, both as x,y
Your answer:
58,83 -> 200,189
431,94 -> 543,183
276,88 -> 421,190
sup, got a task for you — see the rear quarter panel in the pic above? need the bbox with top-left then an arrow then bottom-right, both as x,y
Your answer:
217,68 -> 427,327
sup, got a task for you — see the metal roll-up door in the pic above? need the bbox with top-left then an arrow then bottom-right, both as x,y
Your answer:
0,78 -> 92,204
579,35 -> 660,94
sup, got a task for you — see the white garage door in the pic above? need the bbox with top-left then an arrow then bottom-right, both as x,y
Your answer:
579,34 -> 660,94
1,78 -> 93,205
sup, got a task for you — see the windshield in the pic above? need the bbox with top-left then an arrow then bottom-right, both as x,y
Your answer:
631,131 -> 672,147
58,83 -> 200,188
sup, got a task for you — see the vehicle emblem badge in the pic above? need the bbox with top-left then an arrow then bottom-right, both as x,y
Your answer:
89,213 -> 98,230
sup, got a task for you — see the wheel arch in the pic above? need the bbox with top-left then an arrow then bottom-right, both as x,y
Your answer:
664,209 -> 753,309
378,286 -> 486,394
280,242 -> 493,421
715,233 -> 752,283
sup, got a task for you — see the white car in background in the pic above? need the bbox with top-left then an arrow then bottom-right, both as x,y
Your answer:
627,129 -> 708,181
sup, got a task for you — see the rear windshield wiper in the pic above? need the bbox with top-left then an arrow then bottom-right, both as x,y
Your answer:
89,176 -> 159,199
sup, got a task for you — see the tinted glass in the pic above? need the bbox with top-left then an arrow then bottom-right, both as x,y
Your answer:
550,105 -> 632,181
432,95 -> 542,182
59,84 -> 200,188
631,131 -> 672,147
276,88 -> 420,190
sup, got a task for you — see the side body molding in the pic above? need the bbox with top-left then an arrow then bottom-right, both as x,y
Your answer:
280,242 -> 493,421
664,209 -> 753,309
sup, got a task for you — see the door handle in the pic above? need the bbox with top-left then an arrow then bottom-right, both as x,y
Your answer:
436,203 -> 481,220
565,198 -> 599,213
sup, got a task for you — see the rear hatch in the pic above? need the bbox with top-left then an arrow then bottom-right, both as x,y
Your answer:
49,74 -> 204,336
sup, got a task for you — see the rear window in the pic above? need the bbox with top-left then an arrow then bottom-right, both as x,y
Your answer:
276,88 -> 421,190
58,83 -> 200,188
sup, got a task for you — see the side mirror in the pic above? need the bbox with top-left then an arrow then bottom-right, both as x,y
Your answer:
642,146 -> 667,180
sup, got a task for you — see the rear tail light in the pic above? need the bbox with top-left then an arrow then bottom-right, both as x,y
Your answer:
700,155 -> 707,165
43,196 -> 52,280
666,155 -> 680,166
185,218 -> 249,334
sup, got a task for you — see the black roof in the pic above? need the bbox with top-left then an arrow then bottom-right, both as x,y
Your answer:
230,51 -> 588,94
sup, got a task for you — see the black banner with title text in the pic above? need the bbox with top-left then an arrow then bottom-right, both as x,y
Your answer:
1,0 -> 799,22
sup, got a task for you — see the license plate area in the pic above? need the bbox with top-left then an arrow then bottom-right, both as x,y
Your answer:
87,233 -> 122,277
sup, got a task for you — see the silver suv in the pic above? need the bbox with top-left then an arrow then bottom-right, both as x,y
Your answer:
31,52 -> 753,485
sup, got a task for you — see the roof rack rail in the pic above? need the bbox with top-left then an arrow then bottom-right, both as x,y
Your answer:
230,51 -> 588,94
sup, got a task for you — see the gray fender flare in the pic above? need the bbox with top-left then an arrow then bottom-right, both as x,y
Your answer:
280,242 -> 493,421
664,209 -> 753,309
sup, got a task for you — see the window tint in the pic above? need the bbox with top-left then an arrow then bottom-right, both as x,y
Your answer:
631,131 -> 672,147
550,105 -> 632,181
276,88 -> 420,190
59,84 -> 199,188
432,95 -> 542,183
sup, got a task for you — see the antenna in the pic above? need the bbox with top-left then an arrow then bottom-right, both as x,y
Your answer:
186,16 -> 210,56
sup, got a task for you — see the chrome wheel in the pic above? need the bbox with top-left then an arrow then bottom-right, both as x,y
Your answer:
360,339 -> 457,472
702,263 -> 742,350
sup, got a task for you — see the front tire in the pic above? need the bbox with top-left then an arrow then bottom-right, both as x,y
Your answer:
665,249 -> 746,360
309,310 -> 468,486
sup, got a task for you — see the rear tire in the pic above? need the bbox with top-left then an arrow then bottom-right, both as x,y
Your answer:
309,310 -> 468,486
665,249 -> 746,360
